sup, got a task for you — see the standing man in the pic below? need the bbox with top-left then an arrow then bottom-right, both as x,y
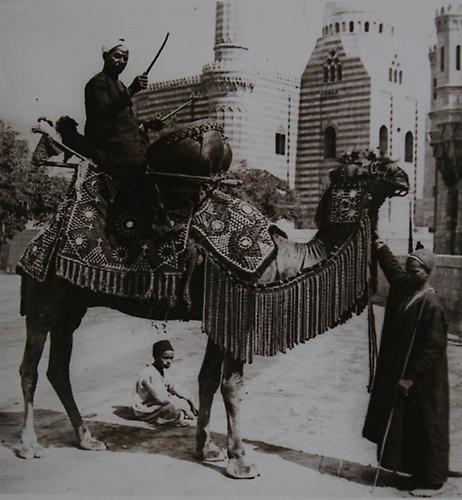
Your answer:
84,38 -> 157,178
363,239 -> 450,494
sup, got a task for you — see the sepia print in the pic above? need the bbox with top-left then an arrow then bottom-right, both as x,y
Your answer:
0,0 -> 461,498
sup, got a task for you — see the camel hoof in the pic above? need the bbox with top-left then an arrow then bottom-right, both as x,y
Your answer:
195,442 -> 226,462
225,457 -> 259,479
17,440 -> 45,459
78,427 -> 107,451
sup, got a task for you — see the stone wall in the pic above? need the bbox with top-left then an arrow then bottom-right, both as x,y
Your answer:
375,254 -> 462,337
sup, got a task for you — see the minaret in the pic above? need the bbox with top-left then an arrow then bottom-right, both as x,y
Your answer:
202,1 -> 253,163
214,1 -> 249,64
429,3 -> 462,254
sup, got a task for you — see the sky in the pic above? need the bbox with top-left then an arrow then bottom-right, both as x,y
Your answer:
0,0 -> 445,147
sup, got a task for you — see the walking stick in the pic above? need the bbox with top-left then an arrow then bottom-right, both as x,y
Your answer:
371,291 -> 429,492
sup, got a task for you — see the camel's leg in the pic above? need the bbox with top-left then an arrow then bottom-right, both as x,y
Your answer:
18,315 -> 49,459
195,338 -> 226,462
46,307 -> 106,451
221,354 -> 258,479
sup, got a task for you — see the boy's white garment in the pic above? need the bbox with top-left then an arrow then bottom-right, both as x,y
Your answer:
132,364 -> 191,420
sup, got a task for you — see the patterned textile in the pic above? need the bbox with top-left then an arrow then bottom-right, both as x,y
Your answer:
192,190 -> 276,279
329,184 -> 366,223
17,162 -> 275,299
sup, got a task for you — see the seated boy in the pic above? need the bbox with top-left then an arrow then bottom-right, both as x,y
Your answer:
132,340 -> 198,426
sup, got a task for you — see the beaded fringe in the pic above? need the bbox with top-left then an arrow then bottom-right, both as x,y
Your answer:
203,216 -> 372,363
56,255 -> 181,303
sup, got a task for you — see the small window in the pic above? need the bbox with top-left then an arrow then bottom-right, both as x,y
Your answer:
342,21 -> 346,32
324,66 -> 328,83
275,133 -> 286,155
389,67 -> 393,81
349,21 -> 354,32
379,125 -> 388,155
441,46 -> 445,71
337,64 -> 342,81
405,132 -> 414,162
365,21 -> 369,32
394,69 -> 398,83
324,126 -> 336,158
379,23 -> 383,33
330,65 -> 336,81
457,45 -> 461,70
433,78 -> 437,99
335,22 -> 340,33
399,71 -> 403,84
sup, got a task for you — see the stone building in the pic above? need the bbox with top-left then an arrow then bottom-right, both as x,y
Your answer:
429,3 -> 462,255
134,1 -> 300,186
295,1 -> 425,237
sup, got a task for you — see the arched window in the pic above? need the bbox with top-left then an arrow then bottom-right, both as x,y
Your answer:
335,22 -> 340,33
441,46 -> 445,71
405,131 -> 414,162
379,125 -> 388,155
330,65 -> 336,81
457,45 -> 461,70
324,66 -> 328,83
379,23 -> 383,33
349,21 -> 354,32
399,70 -> 403,84
394,69 -> 398,82
365,21 -> 369,32
324,126 -> 336,158
389,67 -> 393,81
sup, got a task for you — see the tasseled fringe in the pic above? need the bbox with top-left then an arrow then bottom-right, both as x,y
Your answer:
56,255 -> 182,304
203,216 -> 372,363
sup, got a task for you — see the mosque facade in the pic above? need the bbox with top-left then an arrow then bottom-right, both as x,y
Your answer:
295,1 -> 425,235
134,1 -> 425,240
133,1 -> 300,186
428,3 -> 462,255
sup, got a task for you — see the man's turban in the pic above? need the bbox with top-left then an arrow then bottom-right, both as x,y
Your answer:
102,38 -> 127,55
407,248 -> 436,273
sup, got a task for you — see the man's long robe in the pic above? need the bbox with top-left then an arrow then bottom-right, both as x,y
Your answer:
363,245 -> 449,485
84,71 -> 147,177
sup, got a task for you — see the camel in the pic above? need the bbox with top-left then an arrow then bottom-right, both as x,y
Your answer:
17,119 -> 409,479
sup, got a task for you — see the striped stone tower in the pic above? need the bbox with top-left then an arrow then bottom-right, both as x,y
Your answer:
429,3 -> 462,254
295,1 -> 423,241
134,1 -> 299,184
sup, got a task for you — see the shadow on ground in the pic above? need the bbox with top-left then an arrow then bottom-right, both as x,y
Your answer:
0,407 -> 412,489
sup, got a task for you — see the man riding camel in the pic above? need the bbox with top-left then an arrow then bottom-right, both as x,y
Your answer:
84,38 -> 162,178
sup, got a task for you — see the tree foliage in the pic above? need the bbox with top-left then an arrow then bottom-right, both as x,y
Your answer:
226,164 -> 303,223
0,120 -> 68,242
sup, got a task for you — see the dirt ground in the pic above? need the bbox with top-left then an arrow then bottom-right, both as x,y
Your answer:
0,273 -> 461,499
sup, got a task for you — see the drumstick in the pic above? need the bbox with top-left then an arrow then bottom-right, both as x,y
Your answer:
144,33 -> 170,76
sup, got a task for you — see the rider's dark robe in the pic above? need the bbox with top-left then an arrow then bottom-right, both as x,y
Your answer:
84,71 -> 147,177
363,245 -> 449,485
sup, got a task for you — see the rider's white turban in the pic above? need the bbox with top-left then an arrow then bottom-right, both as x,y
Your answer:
102,38 -> 128,55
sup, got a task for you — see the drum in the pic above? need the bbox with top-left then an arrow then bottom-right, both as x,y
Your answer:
147,119 -> 232,178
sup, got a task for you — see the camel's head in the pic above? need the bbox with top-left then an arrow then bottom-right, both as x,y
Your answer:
315,150 -> 409,227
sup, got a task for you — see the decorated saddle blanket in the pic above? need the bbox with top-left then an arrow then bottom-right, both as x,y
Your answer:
18,162 -> 275,299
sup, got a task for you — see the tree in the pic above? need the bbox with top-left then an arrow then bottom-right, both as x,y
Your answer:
226,164 -> 303,223
0,120 -> 68,243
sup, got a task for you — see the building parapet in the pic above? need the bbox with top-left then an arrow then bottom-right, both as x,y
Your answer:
145,74 -> 202,91
202,61 -> 299,86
